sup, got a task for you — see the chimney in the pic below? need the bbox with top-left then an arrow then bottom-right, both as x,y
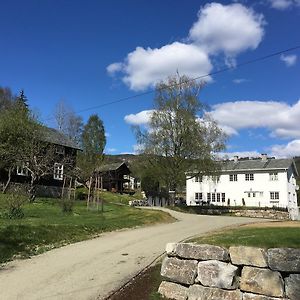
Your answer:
233,156 -> 239,163
261,153 -> 267,161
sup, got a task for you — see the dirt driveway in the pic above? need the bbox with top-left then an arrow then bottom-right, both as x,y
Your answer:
0,208 -> 266,300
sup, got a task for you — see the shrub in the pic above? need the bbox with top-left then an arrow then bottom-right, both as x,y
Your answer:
4,193 -> 27,219
61,198 -> 74,213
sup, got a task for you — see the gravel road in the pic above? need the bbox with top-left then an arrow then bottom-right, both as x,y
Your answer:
0,208 -> 264,300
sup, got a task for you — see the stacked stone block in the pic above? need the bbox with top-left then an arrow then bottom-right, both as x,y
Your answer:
158,243 -> 300,300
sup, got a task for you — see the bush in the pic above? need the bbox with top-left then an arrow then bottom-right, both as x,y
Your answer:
76,187 -> 88,200
3,193 -> 27,219
61,198 -> 74,213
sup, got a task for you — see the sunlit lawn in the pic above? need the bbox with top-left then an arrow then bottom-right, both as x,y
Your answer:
0,194 -> 174,263
189,224 -> 300,248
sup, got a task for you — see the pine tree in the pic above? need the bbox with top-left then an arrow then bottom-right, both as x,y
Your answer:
16,89 -> 29,111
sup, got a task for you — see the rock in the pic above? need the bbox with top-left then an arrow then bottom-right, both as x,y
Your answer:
158,281 -> 188,300
229,246 -> 267,267
160,257 -> 198,285
188,284 -> 242,300
243,292 -> 286,300
267,248 -> 300,272
285,274 -> 300,300
173,243 -> 230,261
197,260 -> 238,289
240,266 -> 284,298
166,243 -> 177,256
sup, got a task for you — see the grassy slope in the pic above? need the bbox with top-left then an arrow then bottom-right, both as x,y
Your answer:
0,194 -> 174,264
189,225 -> 300,248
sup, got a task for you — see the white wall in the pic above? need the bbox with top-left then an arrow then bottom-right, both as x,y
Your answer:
186,167 -> 298,211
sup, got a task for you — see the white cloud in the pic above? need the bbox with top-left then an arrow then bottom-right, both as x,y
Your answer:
107,3 -> 265,91
219,124 -> 239,136
233,78 -> 249,84
112,43 -> 212,91
268,0 -> 299,10
189,3 -> 265,57
124,109 -> 154,125
270,140 -> 300,157
208,99 -> 300,139
280,54 -> 297,67
106,62 -> 124,75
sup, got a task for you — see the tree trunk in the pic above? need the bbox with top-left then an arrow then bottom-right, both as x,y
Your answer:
2,167 -> 13,193
28,176 -> 37,202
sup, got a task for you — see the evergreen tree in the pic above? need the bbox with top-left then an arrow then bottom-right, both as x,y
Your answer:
16,89 -> 29,111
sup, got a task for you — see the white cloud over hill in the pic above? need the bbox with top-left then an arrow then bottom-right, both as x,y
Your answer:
107,3 -> 265,90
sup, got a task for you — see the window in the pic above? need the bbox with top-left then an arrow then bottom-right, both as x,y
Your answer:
259,192 -> 264,197
245,173 -> 254,181
229,174 -> 237,181
207,193 -> 211,202
54,163 -> 64,180
56,146 -> 65,155
252,192 -> 256,197
248,193 -> 251,197
221,193 -> 225,202
195,176 -> 202,182
212,193 -> 216,202
269,173 -> 278,181
195,193 -> 202,201
270,192 -> 279,200
16,165 -> 28,176
217,193 -> 220,202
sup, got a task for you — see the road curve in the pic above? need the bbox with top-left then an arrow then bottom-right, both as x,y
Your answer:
0,208 -> 265,300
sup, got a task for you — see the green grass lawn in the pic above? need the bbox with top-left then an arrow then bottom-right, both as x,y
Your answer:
189,225 -> 300,248
76,188 -> 143,205
0,194 -> 174,264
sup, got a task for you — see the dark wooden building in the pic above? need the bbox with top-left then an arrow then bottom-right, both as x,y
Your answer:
0,127 -> 81,197
95,162 -> 131,193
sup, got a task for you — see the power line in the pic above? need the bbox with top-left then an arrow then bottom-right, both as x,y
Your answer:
43,45 -> 300,122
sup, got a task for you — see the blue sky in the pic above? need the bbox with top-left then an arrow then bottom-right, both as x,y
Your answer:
0,0 -> 300,157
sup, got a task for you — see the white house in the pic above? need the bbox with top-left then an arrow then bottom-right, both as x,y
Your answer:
186,155 -> 299,220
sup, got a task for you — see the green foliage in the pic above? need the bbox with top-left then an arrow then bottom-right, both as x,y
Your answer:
189,226 -> 300,248
134,75 -> 226,193
2,193 -> 27,219
0,195 -> 174,263
78,114 -> 106,180
60,198 -> 74,213
0,87 -> 15,111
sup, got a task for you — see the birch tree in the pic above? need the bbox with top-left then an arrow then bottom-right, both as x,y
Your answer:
135,75 -> 226,197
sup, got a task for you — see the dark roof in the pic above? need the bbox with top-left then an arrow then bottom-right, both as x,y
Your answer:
221,158 -> 298,175
96,162 -> 130,173
42,127 -> 81,150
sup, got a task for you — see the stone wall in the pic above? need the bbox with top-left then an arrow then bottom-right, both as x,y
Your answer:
230,209 -> 289,220
158,243 -> 300,300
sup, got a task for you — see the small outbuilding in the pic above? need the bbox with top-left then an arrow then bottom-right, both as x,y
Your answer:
95,162 -> 131,193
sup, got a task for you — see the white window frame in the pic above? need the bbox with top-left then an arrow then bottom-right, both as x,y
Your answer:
207,193 -> 211,202
269,172 -> 278,181
229,174 -> 237,182
195,176 -> 203,182
221,193 -> 225,202
16,164 -> 29,176
212,193 -> 216,202
245,173 -> 254,181
195,192 -> 202,201
53,163 -> 64,180
270,191 -> 279,200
